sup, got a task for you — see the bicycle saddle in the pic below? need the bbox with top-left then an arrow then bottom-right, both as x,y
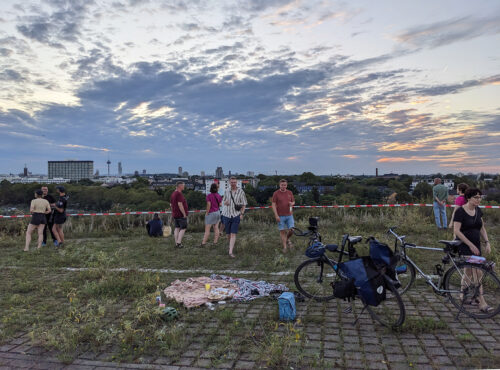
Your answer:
325,244 -> 338,252
348,236 -> 362,244
438,240 -> 462,247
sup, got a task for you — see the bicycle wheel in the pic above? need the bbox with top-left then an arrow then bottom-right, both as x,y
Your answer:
294,258 -> 337,301
394,255 -> 416,295
443,262 -> 500,319
366,276 -> 406,328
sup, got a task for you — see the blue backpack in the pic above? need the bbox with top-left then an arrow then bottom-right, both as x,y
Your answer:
278,292 -> 296,321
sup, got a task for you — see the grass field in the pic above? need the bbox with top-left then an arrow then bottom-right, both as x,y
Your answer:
0,207 -> 498,366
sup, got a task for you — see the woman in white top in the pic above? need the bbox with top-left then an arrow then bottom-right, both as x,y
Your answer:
25,189 -> 51,251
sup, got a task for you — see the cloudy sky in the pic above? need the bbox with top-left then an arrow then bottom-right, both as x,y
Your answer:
0,0 -> 499,176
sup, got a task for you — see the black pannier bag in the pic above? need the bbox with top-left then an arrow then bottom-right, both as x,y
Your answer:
338,257 -> 386,306
332,278 -> 357,301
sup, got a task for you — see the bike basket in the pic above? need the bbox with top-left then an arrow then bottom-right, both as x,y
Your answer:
305,241 -> 325,258
338,257 -> 386,306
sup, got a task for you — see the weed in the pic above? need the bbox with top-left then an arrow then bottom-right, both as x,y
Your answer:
456,332 -> 475,342
398,317 -> 448,334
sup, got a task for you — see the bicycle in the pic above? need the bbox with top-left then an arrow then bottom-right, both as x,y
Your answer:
292,218 -> 405,328
388,227 -> 500,319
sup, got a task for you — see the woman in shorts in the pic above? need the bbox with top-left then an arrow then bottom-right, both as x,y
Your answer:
201,183 -> 222,246
24,189 -> 51,251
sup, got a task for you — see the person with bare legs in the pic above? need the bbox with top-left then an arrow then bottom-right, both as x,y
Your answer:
25,189 -> 51,251
201,183 -> 222,246
52,186 -> 68,248
453,188 -> 493,313
221,177 -> 247,258
41,186 -> 56,247
171,181 -> 188,248
272,179 -> 295,253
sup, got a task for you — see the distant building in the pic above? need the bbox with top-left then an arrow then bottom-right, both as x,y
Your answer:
134,170 -> 139,176
178,166 -> 182,176
23,165 -> 28,177
410,179 -> 454,191
142,169 -> 146,175
118,162 -> 122,176
0,175 -> 69,184
247,171 -> 255,178
200,171 -> 205,177
204,178 -> 259,195
48,160 -> 93,181
215,167 -> 223,179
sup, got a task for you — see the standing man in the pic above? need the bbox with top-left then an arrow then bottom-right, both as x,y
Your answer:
272,179 -> 295,253
52,186 -> 68,248
432,178 -> 448,230
222,177 -> 247,258
170,181 -> 188,248
41,186 -> 56,247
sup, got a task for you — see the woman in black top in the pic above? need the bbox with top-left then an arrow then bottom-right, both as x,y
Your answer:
453,188 -> 492,312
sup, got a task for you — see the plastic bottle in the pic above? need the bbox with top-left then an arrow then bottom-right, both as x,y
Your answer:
155,285 -> 162,305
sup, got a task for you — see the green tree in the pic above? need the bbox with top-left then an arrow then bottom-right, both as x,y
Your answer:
412,182 -> 432,201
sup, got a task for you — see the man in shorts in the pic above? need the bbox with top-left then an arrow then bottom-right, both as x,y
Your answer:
221,177 -> 247,258
41,186 -> 56,247
170,181 -> 188,248
52,186 -> 68,248
272,179 -> 295,253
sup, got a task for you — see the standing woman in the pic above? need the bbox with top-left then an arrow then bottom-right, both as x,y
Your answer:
453,188 -> 493,313
201,183 -> 222,246
52,186 -> 68,248
25,189 -> 51,251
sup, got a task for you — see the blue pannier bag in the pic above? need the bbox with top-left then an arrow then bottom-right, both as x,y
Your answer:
369,238 -> 394,267
278,292 -> 296,321
338,257 -> 386,306
369,238 -> 399,286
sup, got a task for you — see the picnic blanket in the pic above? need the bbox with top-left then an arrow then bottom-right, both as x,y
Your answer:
210,274 -> 288,301
163,276 -> 238,308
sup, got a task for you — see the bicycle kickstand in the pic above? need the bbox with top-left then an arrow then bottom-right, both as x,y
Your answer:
351,304 -> 368,326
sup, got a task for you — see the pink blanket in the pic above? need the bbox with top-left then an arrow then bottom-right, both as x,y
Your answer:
163,276 -> 238,308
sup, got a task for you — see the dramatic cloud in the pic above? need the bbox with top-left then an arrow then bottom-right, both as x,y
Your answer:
0,0 -> 498,175
396,15 -> 500,49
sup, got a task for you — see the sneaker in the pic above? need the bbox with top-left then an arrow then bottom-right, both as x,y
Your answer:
177,243 -> 184,249
41,242 -> 46,247
54,240 -> 59,247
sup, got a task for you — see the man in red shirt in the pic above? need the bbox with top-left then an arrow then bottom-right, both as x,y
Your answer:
170,181 -> 188,248
272,179 -> 295,253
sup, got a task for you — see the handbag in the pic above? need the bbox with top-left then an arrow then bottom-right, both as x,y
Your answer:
230,190 -> 243,212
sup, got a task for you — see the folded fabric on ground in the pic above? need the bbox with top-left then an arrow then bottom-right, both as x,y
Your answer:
163,276 -> 238,308
210,274 -> 288,301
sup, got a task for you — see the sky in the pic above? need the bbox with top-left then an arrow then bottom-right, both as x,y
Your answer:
0,0 -> 499,176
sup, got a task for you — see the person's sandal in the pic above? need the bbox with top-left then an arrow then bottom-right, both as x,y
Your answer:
479,305 -> 493,313
229,253 -> 235,258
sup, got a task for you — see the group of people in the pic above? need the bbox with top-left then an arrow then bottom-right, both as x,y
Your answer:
145,177 -> 296,258
169,177 -> 250,258
25,186 -> 68,251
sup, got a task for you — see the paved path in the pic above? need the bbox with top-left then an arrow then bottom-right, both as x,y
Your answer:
1,288 -> 499,369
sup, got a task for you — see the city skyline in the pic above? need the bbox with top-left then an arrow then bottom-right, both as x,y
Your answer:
0,1 -> 499,175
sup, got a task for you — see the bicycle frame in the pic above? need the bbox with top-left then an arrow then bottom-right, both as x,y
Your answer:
389,229 -> 467,295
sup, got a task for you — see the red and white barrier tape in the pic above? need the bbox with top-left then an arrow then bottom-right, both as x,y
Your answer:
0,203 -> 498,219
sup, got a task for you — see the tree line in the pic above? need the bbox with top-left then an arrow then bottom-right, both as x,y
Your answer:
1,172 -> 498,213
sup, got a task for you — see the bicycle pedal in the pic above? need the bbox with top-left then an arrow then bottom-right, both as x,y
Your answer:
343,306 -> 353,314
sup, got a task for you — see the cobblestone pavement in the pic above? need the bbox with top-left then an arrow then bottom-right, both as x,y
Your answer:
1,288 -> 499,369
